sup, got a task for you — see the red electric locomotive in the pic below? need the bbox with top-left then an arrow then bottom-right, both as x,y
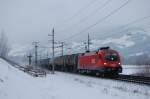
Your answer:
41,46 -> 122,75
77,47 -> 122,74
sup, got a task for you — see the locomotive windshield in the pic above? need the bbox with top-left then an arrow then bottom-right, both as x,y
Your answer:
105,54 -> 118,61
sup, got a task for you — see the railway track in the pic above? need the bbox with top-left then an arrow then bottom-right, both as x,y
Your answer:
81,73 -> 150,85
85,73 -> 150,86
57,71 -> 150,86
111,74 -> 150,85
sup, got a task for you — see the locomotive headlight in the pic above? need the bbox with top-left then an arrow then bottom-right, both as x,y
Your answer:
104,63 -> 107,65
118,62 -> 121,65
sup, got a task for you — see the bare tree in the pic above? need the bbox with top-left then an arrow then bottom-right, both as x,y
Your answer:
0,30 -> 10,58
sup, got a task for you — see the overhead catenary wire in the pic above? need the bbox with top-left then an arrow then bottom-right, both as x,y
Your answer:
96,15 -> 150,39
58,0 -> 112,33
60,15 -> 150,47
61,15 -> 150,56
118,15 -> 150,29
104,15 -> 150,35
68,15 -> 145,47
62,0 -> 131,41
55,0 -> 99,28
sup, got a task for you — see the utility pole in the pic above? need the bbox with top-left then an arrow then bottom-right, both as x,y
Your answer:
48,28 -> 55,74
84,42 -> 88,51
33,41 -> 39,66
87,33 -> 90,52
84,33 -> 91,52
27,53 -> 32,66
60,42 -> 64,71
61,42 -> 64,56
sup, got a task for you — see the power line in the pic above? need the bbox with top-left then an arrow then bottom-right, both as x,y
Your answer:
60,16 -> 150,48
60,16 -> 150,53
116,15 -> 150,31
60,15 -> 150,54
62,0 -> 131,41
58,0 -> 112,33
59,0 -> 98,24
96,15 -> 150,39
55,0 -> 99,29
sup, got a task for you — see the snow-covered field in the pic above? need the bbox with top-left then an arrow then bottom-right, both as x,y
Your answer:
122,65 -> 150,77
0,58 -> 150,99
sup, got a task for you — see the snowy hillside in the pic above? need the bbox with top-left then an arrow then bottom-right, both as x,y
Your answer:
0,58 -> 150,99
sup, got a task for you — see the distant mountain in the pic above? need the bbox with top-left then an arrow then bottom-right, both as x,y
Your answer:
94,28 -> 150,57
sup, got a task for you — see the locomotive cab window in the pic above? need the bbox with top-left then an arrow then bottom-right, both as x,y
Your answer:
105,54 -> 118,61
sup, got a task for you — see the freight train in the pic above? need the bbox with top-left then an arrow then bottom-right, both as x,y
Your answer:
38,47 -> 122,75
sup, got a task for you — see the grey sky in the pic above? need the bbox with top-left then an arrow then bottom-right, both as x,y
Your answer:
0,0 -> 150,45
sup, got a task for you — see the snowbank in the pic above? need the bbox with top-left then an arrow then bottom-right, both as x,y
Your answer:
0,58 -> 150,99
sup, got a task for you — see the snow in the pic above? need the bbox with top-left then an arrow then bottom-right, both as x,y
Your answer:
129,52 -> 144,57
102,35 -> 135,48
122,65 -> 150,77
0,58 -> 150,99
122,65 -> 140,75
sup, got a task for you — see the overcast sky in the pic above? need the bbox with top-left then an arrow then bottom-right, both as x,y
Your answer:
0,0 -> 150,46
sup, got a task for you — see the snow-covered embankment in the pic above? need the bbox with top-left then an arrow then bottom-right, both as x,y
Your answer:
0,58 -> 150,99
